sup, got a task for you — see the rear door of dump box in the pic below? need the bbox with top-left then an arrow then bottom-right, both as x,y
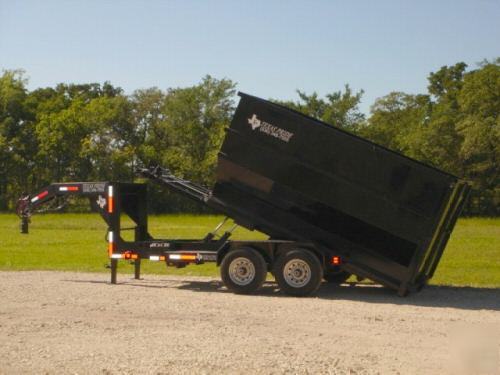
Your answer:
210,92 -> 468,294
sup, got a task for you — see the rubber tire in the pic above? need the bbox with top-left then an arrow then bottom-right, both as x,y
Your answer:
220,247 -> 267,294
273,249 -> 323,297
324,270 -> 351,284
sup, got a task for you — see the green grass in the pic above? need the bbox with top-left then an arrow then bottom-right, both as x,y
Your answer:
0,214 -> 498,287
0,213 -> 265,277
429,217 -> 500,287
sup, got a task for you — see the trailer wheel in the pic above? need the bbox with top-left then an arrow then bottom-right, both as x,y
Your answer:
220,247 -> 267,294
324,270 -> 351,284
274,249 -> 322,297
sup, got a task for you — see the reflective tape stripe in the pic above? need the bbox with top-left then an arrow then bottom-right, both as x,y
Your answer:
150,255 -> 160,261
107,185 -> 114,213
31,191 -> 48,202
59,186 -> 79,192
111,254 -> 122,259
108,231 -> 114,257
169,254 -> 197,261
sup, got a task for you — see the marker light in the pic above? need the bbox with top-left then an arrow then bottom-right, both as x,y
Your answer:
331,256 -> 341,265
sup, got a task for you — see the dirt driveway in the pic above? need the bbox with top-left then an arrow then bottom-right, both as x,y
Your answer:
0,271 -> 498,374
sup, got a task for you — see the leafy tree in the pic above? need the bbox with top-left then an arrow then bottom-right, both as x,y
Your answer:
128,88 -> 166,168
456,60 -> 500,214
0,70 -> 31,209
274,85 -> 365,132
362,92 -> 431,157
149,75 -> 236,185
78,95 -> 135,181
422,63 -> 468,174
34,92 -> 132,184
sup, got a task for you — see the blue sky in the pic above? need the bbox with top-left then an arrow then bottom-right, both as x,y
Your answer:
1,0 -> 499,113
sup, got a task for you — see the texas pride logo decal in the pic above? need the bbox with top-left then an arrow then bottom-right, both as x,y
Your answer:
247,114 -> 294,143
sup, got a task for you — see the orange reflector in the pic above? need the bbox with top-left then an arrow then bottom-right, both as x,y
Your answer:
108,197 -> 114,213
107,185 -> 114,213
150,255 -> 166,261
331,256 -> 341,265
108,231 -> 114,257
169,254 -> 197,261
122,251 -> 138,260
108,243 -> 115,257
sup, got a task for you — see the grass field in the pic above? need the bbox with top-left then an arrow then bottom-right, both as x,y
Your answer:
0,214 -> 498,287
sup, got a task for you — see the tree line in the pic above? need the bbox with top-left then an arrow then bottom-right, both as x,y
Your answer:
1,59 -> 498,215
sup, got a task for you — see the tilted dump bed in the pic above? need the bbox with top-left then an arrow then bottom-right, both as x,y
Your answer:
208,92 -> 469,294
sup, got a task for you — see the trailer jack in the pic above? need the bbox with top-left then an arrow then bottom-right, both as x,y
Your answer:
16,194 -> 31,234
16,192 -> 69,234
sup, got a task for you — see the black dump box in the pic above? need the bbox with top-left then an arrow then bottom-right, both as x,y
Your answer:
208,92 -> 469,294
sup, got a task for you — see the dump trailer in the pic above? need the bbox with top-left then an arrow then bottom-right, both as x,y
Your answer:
17,92 -> 470,297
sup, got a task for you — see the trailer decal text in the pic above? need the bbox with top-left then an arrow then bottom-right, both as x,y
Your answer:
247,114 -> 294,143
82,183 -> 106,193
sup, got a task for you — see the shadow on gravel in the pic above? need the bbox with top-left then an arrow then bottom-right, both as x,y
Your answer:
64,277 -> 500,312
316,283 -> 500,311
179,280 -> 500,311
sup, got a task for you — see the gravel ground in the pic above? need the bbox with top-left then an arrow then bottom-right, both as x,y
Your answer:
0,271 -> 499,375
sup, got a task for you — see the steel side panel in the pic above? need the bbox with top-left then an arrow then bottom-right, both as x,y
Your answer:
211,93 -> 468,291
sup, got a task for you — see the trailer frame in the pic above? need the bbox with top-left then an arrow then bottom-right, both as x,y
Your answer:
17,178 -> 340,293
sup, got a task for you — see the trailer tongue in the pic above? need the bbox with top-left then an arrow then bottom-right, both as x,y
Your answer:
16,92 -> 469,296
